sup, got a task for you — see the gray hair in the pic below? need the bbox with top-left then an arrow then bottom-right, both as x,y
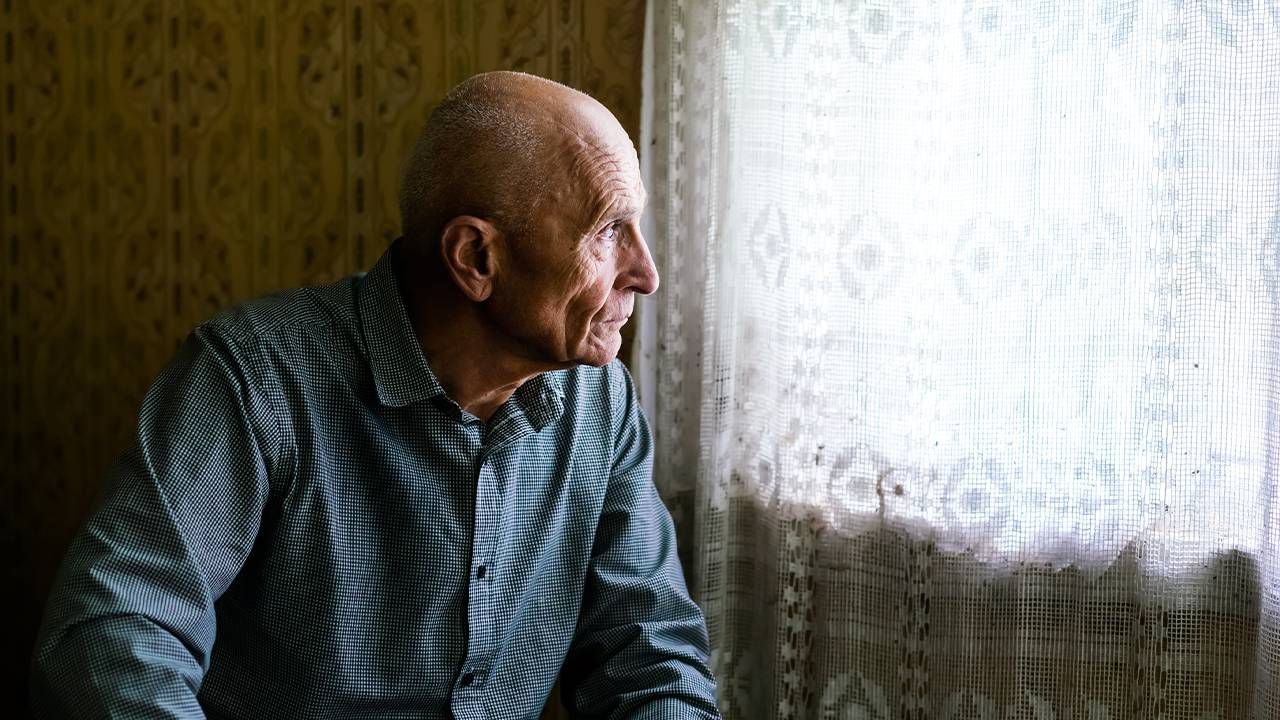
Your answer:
398,72 -> 564,250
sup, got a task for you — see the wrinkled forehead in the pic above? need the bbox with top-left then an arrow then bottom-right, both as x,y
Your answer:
568,139 -> 645,219
558,98 -> 638,165
543,103 -> 646,214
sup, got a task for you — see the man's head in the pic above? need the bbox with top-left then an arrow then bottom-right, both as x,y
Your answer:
399,71 -> 658,368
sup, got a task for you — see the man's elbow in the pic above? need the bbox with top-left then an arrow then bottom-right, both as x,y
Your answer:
29,614 -> 207,718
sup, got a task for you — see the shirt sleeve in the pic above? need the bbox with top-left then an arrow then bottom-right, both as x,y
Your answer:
559,364 -> 721,720
30,325 -> 279,719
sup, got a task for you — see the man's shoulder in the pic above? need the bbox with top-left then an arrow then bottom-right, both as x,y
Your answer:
201,273 -> 364,352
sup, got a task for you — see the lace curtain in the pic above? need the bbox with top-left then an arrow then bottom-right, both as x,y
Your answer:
635,0 -> 1280,717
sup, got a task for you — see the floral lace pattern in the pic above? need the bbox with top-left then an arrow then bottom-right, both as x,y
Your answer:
637,0 -> 1280,716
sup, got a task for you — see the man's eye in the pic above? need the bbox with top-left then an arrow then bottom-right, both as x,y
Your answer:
601,223 -> 620,242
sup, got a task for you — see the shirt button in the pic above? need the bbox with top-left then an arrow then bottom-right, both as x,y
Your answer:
476,565 -> 487,579
460,671 -> 475,687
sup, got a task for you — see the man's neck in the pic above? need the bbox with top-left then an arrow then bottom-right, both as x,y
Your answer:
396,251 -> 551,423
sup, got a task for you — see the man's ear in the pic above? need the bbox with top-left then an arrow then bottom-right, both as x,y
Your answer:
439,215 -> 501,302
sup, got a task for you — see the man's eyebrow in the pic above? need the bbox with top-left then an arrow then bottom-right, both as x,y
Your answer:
615,203 -> 644,221
612,190 -> 648,221
597,203 -> 640,228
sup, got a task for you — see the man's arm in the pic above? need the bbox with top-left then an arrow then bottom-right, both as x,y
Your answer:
559,365 -> 720,720
31,326 -> 278,718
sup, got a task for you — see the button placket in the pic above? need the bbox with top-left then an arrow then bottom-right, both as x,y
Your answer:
462,453 -> 499,689
455,399 -> 544,703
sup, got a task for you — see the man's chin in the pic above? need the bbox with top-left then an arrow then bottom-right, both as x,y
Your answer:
574,334 -> 622,367
575,349 -> 618,368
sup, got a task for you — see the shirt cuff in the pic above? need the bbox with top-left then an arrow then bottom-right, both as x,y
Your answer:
628,696 -> 722,720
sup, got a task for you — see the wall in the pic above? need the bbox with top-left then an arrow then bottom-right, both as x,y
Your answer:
0,0 -> 645,710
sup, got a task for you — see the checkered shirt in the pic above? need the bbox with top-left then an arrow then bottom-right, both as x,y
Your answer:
30,244 -> 720,719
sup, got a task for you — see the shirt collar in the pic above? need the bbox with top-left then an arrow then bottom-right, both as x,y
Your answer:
512,371 -> 566,430
357,241 -> 569,417
357,242 -> 448,407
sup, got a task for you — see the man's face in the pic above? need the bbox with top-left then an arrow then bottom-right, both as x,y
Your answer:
488,110 -> 659,368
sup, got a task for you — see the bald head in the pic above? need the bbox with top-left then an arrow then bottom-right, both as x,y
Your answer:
398,71 -> 634,255
395,71 -> 657,375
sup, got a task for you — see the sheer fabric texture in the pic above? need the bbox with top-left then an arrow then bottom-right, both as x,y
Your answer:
636,0 -> 1280,717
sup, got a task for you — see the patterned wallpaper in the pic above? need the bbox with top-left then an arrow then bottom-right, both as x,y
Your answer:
0,0 -> 645,709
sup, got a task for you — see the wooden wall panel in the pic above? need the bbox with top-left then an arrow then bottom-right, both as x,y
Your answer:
0,0 -> 646,711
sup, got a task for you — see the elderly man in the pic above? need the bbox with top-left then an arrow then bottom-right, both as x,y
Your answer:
31,72 -> 720,719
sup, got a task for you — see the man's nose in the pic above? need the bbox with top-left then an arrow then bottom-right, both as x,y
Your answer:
622,226 -> 660,295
